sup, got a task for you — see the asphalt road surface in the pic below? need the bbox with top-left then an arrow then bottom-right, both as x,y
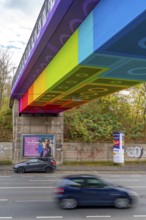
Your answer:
0,171 -> 146,220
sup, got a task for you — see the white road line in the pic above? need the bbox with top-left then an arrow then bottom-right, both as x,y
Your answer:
0,217 -> 12,219
134,215 -> 146,218
0,186 -> 54,189
101,175 -> 145,178
110,180 -> 140,181
29,180 -> 58,182
129,175 -> 144,177
36,216 -> 63,219
0,199 -> 8,201
21,176 -> 34,178
96,174 -> 122,177
43,175 -> 59,177
127,186 -> 146,188
86,216 -> 111,218
0,176 -> 11,178
43,176 -> 62,178
16,199 -> 53,202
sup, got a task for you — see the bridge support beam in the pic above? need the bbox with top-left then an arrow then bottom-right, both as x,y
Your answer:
12,99 -> 64,163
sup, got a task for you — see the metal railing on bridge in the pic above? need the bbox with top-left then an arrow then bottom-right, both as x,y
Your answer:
12,0 -> 56,88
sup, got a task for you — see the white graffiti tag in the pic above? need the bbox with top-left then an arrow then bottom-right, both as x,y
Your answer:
126,146 -> 143,158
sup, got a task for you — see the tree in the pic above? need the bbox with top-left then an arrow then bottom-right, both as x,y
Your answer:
64,86 -> 146,143
0,49 -> 12,109
0,49 -> 13,141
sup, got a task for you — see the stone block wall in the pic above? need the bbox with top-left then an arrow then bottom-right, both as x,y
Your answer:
0,141 -> 146,163
12,99 -> 64,163
63,142 -> 146,161
0,142 -> 12,160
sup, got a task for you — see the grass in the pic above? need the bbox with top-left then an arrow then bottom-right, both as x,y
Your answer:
61,160 -> 146,166
62,161 -> 118,166
125,160 -> 146,165
0,160 -> 12,165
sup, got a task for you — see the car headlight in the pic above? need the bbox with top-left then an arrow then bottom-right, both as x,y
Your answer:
14,165 -> 19,168
127,190 -> 138,197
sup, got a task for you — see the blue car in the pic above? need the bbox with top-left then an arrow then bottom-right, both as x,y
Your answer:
54,174 -> 138,209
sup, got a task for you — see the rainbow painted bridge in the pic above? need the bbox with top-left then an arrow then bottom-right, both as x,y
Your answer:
11,0 -> 146,114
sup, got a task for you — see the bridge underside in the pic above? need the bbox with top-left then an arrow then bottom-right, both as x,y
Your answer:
11,0 -> 146,114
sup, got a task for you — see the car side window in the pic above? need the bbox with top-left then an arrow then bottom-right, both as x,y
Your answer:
38,159 -> 44,163
28,159 -> 39,164
86,178 -> 105,188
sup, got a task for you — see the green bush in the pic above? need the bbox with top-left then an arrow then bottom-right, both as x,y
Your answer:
0,160 -> 12,165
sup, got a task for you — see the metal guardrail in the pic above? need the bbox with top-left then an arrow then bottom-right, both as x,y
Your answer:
12,0 -> 56,88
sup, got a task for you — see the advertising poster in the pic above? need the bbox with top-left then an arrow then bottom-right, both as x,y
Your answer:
23,134 -> 55,158
113,132 -> 124,163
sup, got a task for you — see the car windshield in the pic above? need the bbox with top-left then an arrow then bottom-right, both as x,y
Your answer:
96,177 -> 113,187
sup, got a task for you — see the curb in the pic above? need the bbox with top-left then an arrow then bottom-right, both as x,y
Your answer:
0,165 -> 146,174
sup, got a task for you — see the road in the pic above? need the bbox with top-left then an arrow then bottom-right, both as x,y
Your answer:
0,171 -> 146,220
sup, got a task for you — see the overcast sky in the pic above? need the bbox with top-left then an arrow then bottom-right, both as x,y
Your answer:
0,0 -> 44,69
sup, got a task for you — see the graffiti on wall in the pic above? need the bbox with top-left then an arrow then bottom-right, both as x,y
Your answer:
76,147 -> 104,160
65,145 -> 104,160
126,146 -> 143,158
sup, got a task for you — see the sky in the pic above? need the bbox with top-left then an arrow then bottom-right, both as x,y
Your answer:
0,0 -> 44,71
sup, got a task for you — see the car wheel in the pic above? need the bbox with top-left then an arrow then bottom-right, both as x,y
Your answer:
59,198 -> 78,209
17,167 -> 25,173
45,166 -> 53,173
114,198 -> 130,209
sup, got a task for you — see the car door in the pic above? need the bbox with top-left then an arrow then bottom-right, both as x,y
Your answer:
81,177 -> 113,206
27,159 -> 42,171
65,178 -> 86,203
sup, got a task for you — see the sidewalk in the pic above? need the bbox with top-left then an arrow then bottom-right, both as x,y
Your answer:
0,164 -> 146,174
57,164 -> 146,174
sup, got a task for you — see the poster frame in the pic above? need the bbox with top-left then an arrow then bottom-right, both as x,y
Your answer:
22,134 -> 56,158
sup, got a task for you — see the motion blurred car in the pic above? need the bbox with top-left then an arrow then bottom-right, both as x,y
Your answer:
13,157 -> 56,173
54,174 -> 138,209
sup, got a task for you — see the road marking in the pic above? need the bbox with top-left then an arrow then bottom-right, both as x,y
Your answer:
21,176 -> 34,178
16,199 -> 53,202
36,216 -> 63,219
86,216 -> 111,218
0,199 -> 8,201
29,180 -> 58,182
0,217 -> 12,219
127,186 -> 146,188
111,179 -> 140,181
0,186 -> 54,189
101,174 -> 145,178
0,176 -> 11,178
44,175 -> 59,177
129,175 -> 144,177
134,215 -> 146,218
